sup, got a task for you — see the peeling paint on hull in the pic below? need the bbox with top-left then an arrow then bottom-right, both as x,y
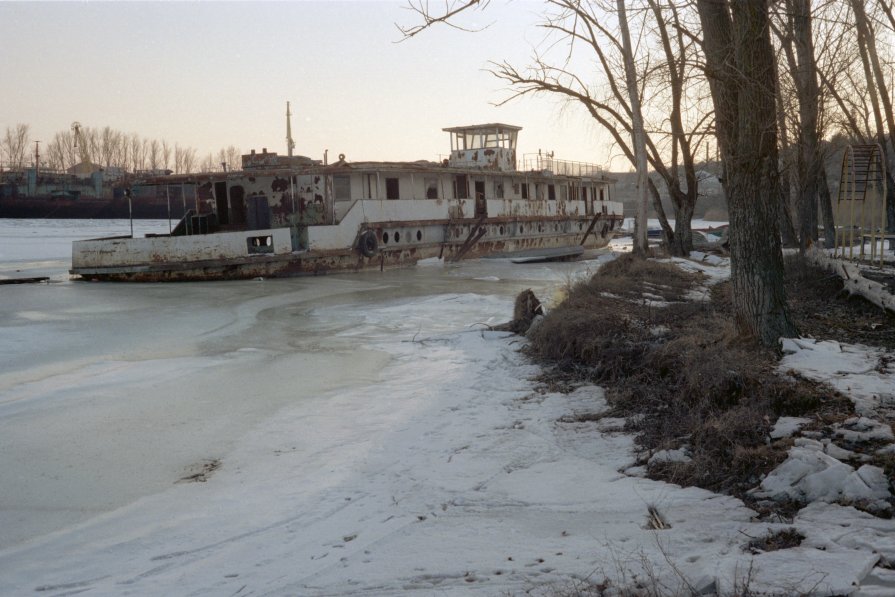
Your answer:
72,215 -> 622,282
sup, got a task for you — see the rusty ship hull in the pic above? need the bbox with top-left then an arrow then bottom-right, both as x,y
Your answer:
71,123 -> 623,282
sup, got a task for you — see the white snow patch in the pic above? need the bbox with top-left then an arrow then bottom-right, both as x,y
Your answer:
835,417 -> 895,443
770,416 -> 811,439
649,448 -> 692,465
752,445 -> 891,504
780,337 -> 895,416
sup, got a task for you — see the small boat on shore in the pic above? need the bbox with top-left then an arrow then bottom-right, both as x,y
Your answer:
70,123 -> 624,281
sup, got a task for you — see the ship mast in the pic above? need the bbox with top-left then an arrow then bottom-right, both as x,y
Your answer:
286,101 -> 296,157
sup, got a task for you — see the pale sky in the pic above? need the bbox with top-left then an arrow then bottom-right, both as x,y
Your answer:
1,1 -> 620,168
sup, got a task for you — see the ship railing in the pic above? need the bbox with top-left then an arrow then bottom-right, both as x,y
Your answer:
520,155 -> 604,177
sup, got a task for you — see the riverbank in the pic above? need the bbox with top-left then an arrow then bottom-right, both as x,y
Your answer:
526,251 -> 895,595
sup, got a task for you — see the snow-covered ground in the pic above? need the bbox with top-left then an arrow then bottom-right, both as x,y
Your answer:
1,221 -> 893,596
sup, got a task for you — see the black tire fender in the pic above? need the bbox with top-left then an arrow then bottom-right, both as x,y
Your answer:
357,229 -> 379,258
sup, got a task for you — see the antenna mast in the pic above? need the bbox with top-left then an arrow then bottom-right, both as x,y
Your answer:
286,101 -> 296,157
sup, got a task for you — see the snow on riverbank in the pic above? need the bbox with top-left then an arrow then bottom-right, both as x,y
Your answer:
1,248 -> 893,596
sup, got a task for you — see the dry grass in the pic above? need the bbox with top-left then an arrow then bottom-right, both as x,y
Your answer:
528,254 -> 854,500
745,528 -> 805,554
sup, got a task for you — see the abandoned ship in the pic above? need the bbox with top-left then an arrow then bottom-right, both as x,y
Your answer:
70,123 -> 624,281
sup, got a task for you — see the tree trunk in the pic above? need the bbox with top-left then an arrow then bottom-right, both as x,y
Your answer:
616,0 -> 649,256
789,0 -> 821,252
648,178 -> 675,247
773,37 -> 799,249
697,0 -> 797,345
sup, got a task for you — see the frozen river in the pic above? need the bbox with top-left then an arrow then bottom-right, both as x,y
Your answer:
3,219 -> 894,596
0,220 -> 609,551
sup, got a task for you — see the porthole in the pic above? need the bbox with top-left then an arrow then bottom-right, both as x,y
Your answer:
519,225 -> 524,234
416,230 -> 422,241
383,232 -> 390,244
395,231 -> 401,242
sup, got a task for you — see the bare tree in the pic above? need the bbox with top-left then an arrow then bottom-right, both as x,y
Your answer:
697,0 -> 796,344
397,0 -> 490,38
116,134 -> 131,172
404,0 -> 709,256
181,146 -> 197,174
130,133 -> 144,173
201,152 -> 216,173
161,140 -> 172,171
2,124 -> 31,170
85,127 -> 101,166
772,0 -> 827,252
99,127 -> 116,169
46,130 -> 78,171
174,143 -> 185,174
225,145 -> 242,171
148,139 -> 161,170
616,0 -> 649,255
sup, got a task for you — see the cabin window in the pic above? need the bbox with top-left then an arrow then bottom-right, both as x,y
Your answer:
494,180 -> 504,199
474,180 -> 486,200
455,175 -> 469,199
425,178 -> 438,199
365,174 -> 376,199
385,177 -> 400,200
599,187 -> 605,201
560,185 -> 568,201
334,175 -> 351,201
548,184 -> 556,201
521,182 -> 529,199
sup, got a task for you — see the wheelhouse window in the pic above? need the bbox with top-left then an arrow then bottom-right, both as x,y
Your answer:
385,177 -> 400,200
521,182 -> 529,200
548,184 -> 556,201
425,178 -> 438,199
333,175 -> 351,201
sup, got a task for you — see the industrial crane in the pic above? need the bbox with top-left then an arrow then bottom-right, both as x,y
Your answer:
71,121 -> 91,166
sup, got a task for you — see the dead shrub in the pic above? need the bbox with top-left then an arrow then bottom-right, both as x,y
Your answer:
598,253 -> 696,293
529,255 -> 849,501
745,528 -> 805,553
